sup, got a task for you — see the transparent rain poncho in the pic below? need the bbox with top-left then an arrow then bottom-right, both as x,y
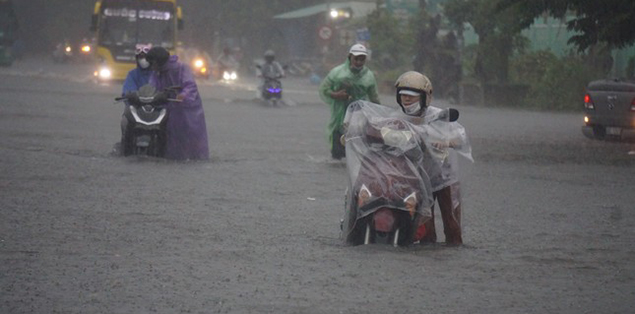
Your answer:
343,101 -> 472,220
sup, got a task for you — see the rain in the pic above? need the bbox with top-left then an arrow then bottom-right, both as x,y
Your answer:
1,0 -> 635,313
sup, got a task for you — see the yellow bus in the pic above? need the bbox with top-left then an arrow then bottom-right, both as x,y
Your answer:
90,0 -> 183,81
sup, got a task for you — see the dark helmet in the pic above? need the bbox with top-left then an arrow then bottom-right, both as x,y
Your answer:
146,46 -> 170,68
264,49 -> 275,62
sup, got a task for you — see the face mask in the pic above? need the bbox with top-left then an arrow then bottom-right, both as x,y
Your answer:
403,101 -> 421,115
138,58 -> 150,69
350,65 -> 363,73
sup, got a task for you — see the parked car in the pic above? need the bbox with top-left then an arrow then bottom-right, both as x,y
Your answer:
582,78 -> 635,140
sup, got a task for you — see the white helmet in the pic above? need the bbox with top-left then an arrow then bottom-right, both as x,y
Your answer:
349,43 -> 368,56
394,71 -> 433,111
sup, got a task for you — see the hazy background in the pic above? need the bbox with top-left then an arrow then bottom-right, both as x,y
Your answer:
11,0 -> 325,59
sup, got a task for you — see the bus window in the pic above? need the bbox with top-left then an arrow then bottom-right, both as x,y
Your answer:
138,17 -> 175,49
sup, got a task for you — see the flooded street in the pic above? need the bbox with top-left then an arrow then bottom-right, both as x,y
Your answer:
1,58 -> 634,313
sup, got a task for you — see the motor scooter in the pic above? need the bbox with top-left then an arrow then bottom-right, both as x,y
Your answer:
77,39 -> 94,63
341,101 -> 460,246
116,84 -> 181,157
256,64 -> 283,106
52,40 -> 73,63
191,56 -> 210,79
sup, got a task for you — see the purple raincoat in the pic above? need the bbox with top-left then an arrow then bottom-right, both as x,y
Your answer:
150,55 -> 209,160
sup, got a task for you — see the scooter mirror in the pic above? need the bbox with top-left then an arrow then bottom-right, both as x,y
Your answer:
449,108 -> 459,122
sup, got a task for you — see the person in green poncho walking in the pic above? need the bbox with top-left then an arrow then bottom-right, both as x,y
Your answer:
319,43 -> 380,160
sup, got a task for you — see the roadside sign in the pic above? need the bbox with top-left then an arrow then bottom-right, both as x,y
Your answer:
318,25 -> 332,40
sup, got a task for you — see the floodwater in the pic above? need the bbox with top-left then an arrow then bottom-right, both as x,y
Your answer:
1,57 -> 634,313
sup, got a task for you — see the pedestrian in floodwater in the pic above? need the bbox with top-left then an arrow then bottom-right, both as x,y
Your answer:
319,43 -> 380,160
146,46 -> 209,160
394,71 -> 472,245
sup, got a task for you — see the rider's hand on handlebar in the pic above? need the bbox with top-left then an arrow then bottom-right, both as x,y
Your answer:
155,91 -> 168,103
176,93 -> 185,101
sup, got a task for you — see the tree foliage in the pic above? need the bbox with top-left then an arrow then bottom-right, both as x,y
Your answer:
366,9 -> 414,70
444,0 -> 528,83
499,0 -> 635,51
509,51 -> 599,110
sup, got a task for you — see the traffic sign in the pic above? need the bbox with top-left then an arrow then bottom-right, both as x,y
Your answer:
318,25 -> 332,40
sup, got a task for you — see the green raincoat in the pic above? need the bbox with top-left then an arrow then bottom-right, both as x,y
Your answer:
319,58 -> 380,147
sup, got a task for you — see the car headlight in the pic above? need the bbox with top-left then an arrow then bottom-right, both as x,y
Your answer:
230,72 -> 237,80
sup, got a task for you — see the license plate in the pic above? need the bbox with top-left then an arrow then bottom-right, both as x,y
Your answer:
606,127 -> 622,135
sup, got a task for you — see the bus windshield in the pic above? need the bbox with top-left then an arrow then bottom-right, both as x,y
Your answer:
98,1 -> 175,48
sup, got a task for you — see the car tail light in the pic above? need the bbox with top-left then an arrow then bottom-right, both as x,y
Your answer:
584,94 -> 594,110
630,97 -> 635,112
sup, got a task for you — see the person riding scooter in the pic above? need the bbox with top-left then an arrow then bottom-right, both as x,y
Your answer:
52,39 -> 73,63
256,50 -> 285,103
341,71 -> 472,245
257,50 -> 284,80
120,43 -> 153,156
216,47 -> 239,81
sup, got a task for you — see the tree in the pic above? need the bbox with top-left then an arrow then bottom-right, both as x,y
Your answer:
499,0 -> 635,51
444,0 -> 527,83
412,5 -> 461,100
365,9 -> 414,70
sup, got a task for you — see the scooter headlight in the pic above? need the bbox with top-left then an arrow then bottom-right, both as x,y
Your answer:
81,45 -> 91,53
358,184 -> 372,207
193,59 -> 204,68
404,192 -> 417,217
65,46 -> 72,53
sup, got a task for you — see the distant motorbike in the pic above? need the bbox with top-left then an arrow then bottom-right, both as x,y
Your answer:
115,84 -> 181,157
256,64 -> 283,106
221,68 -> 238,82
77,40 -> 94,63
216,56 -> 239,82
191,56 -> 210,79
341,101 -> 460,246
52,41 -> 73,63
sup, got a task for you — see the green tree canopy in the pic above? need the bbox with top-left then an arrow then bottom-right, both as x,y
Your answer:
445,0 -> 528,83
499,0 -> 635,51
